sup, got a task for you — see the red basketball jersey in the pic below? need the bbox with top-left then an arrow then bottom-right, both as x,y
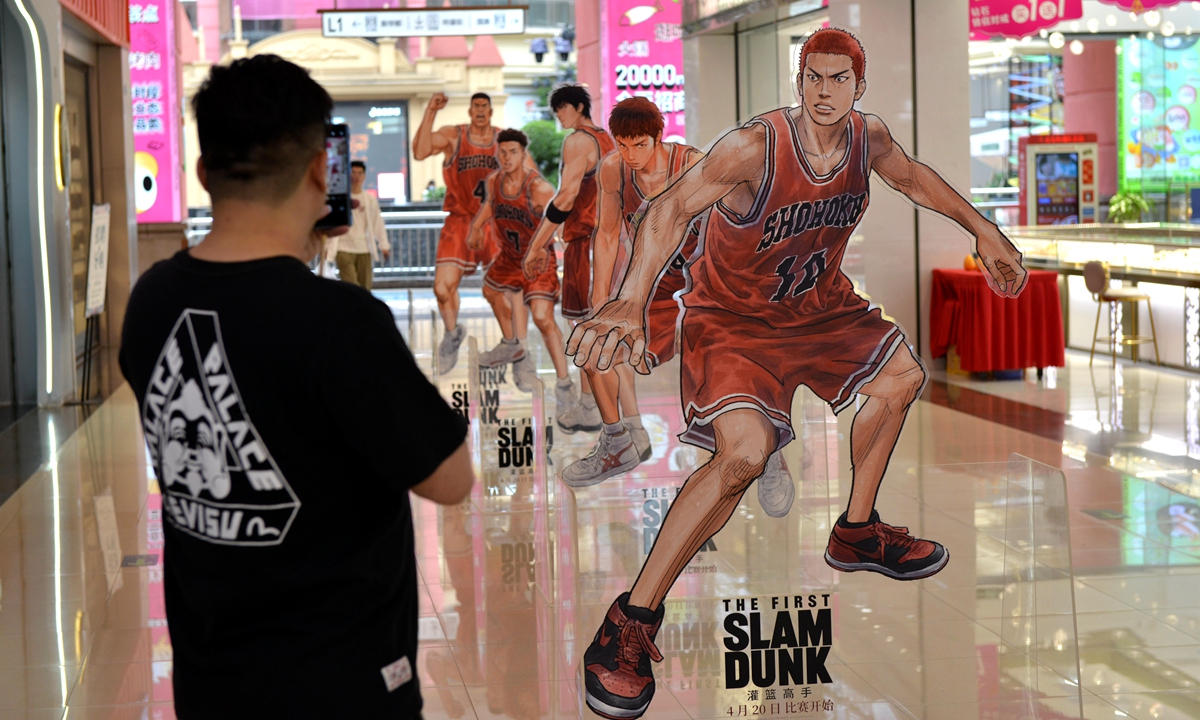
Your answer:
488,169 -> 542,263
684,109 -> 871,328
562,125 -> 616,243
443,125 -> 500,217
620,142 -> 702,292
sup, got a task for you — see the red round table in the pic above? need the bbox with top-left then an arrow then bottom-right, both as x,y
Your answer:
929,269 -> 1065,373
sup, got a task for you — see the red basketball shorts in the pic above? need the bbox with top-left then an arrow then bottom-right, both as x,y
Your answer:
644,285 -> 683,368
484,251 -> 560,305
678,305 -> 912,451
436,213 -> 497,274
561,236 -> 592,320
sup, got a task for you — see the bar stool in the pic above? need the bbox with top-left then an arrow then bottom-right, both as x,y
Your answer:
1085,261 -> 1161,367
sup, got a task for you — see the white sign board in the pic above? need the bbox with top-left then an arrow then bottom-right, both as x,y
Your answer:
85,203 -> 111,318
321,7 -> 526,38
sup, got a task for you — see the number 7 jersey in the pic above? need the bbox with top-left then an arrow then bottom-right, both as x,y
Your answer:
683,109 -> 871,330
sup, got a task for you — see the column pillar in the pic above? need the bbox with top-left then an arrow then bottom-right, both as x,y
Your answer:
826,0 -> 970,361
1063,40 -> 1117,198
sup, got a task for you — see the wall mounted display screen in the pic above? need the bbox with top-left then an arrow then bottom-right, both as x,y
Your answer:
331,100 -> 410,204
1118,35 -> 1200,192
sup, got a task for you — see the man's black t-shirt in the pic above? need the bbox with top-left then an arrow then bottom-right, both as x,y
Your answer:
119,251 -> 466,717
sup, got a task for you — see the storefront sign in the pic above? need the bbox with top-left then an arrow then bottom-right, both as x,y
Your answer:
1119,35 -> 1200,191
129,0 -> 182,223
602,0 -> 686,141
969,0 -> 1082,38
321,7 -> 526,38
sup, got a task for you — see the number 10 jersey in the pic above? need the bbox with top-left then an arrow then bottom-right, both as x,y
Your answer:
683,109 -> 872,330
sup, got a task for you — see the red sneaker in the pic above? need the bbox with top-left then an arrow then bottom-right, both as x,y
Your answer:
825,511 -> 948,580
583,593 -> 664,719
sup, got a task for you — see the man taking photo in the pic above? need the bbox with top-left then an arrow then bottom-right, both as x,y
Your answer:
119,55 -> 473,718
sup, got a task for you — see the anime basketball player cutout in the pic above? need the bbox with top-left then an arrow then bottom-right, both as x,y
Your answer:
566,29 -> 1027,720
522,86 -> 616,431
467,130 -> 578,418
416,92 -> 532,382
561,97 -> 794,512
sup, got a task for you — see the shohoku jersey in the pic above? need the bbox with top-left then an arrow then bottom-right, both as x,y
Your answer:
442,125 -> 500,217
563,124 -> 616,243
619,142 -> 703,295
488,169 -> 543,263
684,109 -> 872,329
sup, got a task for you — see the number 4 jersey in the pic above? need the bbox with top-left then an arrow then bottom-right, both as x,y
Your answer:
683,109 -> 871,330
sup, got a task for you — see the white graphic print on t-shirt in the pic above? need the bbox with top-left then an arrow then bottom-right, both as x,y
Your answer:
140,309 -> 300,546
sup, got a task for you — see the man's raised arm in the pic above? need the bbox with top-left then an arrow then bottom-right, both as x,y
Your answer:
522,133 -> 598,278
865,114 -> 1027,297
567,123 -> 768,373
413,92 -> 455,161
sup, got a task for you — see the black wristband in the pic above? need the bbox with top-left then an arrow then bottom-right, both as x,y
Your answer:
546,201 -> 570,224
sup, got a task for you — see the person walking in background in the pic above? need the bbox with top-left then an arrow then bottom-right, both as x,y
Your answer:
119,55 -> 473,718
327,160 -> 389,290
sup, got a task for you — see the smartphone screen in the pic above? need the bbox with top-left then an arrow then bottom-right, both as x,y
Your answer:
316,124 -> 352,228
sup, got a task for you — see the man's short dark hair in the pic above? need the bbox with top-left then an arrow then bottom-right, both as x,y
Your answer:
192,55 -> 333,203
351,160 -> 367,171
550,85 -> 591,119
471,92 -> 492,105
497,129 -> 528,148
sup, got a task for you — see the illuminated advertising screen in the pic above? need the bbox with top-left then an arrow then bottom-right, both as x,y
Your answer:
130,0 -> 183,222
1035,151 -> 1079,225
602,0 -> 686,143
332,101 -> 410,203
1118,35 -> 1200,192
1122,477 -> 1200,567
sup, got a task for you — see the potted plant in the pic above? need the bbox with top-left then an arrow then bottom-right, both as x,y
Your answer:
1107,191 -> 1154,223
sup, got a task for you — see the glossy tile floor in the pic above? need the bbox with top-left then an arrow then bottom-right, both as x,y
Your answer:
3,288 -> 1200,718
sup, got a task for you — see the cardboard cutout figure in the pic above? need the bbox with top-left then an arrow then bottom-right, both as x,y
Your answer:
565,28 -> 1028,720
415,92 -> 533,376
523,86 -> 617,432
467,129 -> 578,417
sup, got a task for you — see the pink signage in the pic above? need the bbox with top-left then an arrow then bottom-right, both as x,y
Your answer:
130,0 -> 183,223
601,0 -> 686,142
969,0 -> 1083,38
1105,0 -> 1184,9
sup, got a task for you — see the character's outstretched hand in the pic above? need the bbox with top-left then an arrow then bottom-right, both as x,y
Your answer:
566,298 -> 650,374
975,224 -> 1027,298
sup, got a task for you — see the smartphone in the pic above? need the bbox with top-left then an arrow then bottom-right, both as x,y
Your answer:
316,123 -> 352,228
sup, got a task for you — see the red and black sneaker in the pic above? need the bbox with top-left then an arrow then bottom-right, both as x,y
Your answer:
825,510 -> 949,580
583,593 -> 665,720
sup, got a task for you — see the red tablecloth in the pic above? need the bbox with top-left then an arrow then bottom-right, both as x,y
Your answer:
929,269 -> 1065,373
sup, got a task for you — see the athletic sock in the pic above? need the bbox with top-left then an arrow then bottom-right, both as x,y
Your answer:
603,422 -> 625,436
557,378 -> 573,389
624,414 -> 644,430
838,510 -> 879,529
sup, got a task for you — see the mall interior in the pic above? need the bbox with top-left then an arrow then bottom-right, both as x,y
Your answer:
7,0 -> 1200,717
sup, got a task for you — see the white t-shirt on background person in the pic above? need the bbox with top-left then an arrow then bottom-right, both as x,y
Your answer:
326,190 -> 388,261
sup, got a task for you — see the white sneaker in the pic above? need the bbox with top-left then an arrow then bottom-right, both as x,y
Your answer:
512,355 -> 538,393
558,399 -> 603,434
554,381 -> 577,420
561,430 -> 640,488
478,339 -> 524,368
757,451 -> 794,518
625,422 -> 651,462
437,324 -> 465,375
